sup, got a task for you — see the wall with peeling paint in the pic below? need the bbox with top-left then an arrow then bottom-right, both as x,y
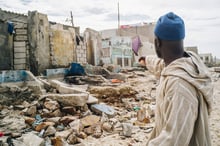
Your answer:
0,9 -> 80,75
50,23 -> 76,67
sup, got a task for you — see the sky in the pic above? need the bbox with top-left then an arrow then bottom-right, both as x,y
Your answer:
1,0 -> 220,58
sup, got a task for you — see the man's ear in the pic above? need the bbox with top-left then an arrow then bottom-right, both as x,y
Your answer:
154,37 -> 161,49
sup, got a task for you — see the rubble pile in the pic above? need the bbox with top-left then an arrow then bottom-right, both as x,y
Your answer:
0,65 -> 158,146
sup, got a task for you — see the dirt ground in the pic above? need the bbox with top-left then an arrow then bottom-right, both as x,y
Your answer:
210,76 -> 220,146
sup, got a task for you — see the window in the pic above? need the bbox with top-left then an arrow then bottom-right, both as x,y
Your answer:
117,58 -> 122,66
124,58 -> 129,66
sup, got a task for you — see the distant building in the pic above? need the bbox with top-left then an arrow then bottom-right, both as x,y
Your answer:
100,22 -> 156,66
199,53 -> 213,65
101,36 -> 133,67
184,46 -> 198,54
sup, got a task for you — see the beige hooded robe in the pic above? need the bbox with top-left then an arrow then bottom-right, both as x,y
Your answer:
146,51 -> 213,146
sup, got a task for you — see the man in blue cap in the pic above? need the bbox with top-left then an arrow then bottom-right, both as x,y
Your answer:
140,12 -> 213,146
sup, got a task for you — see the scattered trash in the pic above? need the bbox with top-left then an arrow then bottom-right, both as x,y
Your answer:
0,65 -> 160,145
0,132 -> 4,137
111,78 -> 123,83
32,114 -> 45,128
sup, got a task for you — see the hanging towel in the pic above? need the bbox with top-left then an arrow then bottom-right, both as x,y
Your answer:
132,36 -> 142,56
7,21 -> 15,35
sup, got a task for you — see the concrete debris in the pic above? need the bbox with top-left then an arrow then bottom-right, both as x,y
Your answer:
49,79 -> 87,94
44,125 -> 56,136
88,85 -> 137,104
0,67 -> 161,145
80,115 -> 100,127
22,132 -> 45,146
122,123 -> 133,137
91,104 -> 115,118
86,95 -> 98,104
42,93 -> 89,106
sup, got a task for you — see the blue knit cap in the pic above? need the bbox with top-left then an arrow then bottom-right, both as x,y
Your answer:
154,12 -> 185,41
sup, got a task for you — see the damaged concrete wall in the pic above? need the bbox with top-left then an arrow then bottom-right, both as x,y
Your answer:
50,23 -> 76,67
28,11 -> 50,75
0,8 -> 29,70
84,28 -> 102,66
1,9 -> 81,75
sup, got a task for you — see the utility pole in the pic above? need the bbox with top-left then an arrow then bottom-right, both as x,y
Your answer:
70,11 -> 74,27
118,2 -> 120,29
118,2 -> 121,36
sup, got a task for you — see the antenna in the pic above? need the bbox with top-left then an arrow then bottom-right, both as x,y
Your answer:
118,2 -> 120,29
70,11 -> 74,27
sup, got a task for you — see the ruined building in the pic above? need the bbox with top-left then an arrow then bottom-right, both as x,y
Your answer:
0,9 -> 87,75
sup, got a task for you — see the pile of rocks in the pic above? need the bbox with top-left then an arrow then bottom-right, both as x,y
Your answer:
0,69 -> 157,146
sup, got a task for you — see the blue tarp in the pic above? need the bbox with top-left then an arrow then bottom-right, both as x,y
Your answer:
67,63 -> 85,76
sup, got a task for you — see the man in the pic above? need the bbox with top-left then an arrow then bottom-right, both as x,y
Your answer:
141,12 -> 213,146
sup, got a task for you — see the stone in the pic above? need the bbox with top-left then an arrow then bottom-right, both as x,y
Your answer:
61,106 -> 76,115
69,119 -> 83,133
44,99 -> 60,111
91,122 -> 102,138
91,104 -> 115,118
35,122 -> 55,132
11,132 -> 22,138
102,122 -> 113,132
59,116 -> 79,126
12,139 -> 26,146
55,129 -> 72,139
22,101 -> 31,108
51,109 -> 63,117
42,109 -> 63,118
122,123 -> 133,137
67,133 -> 78,144
80,115 -> 100,127
1,115 -> 26,131
42,93 -> 89,106
22,132 -> 45,146
51,136 -> 64,146
83,126 -> 93,135
46,117 -> 61,124
86,95 -> 98,104
88,85 -> 137,99
38,78 -> 51,91
24,117 -> 35,125
14,105 -> 25,110
49,80 -> 86,94
137,108 -> 146,122
25,105 -> 37,117
44,126 -> 56,136
147,105 -> 155,117
77,131 -> 87,139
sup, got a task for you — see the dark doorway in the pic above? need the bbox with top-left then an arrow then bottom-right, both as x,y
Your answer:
0,22 -> 13,70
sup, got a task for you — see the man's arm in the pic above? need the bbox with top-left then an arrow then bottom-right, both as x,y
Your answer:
142,56 -> 165,78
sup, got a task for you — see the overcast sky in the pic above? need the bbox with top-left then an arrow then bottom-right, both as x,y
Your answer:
1,0 -> 220,58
